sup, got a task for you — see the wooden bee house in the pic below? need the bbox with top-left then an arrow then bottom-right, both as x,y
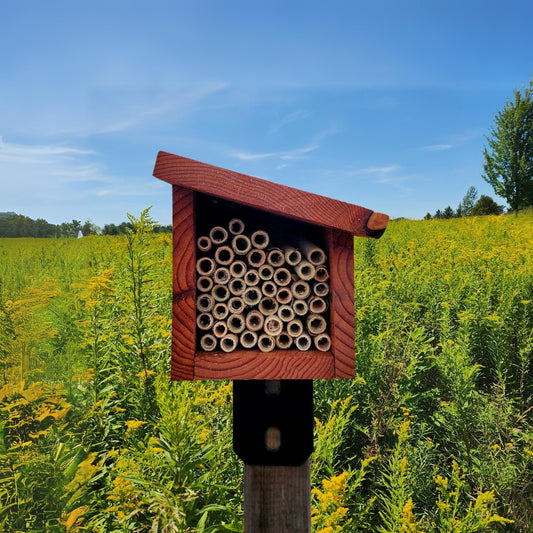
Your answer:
153,151 -> 388,381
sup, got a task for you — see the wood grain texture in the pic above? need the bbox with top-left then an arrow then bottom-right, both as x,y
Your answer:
244,460 -> 311,532
170,186 -> 196,380
154,151 -> 387,238
194,351 -> 334,380
328,229 -> 355,378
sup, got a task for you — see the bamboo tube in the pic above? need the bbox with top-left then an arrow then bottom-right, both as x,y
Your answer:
287,319 -> 303,337
229,260 -> 247,278
245,310 -> 264,331
258,264 -> 274,281
200,334 -> 217,351
276,332 -> 293,349
273,267 -> 291,287
214,267 -> 230,285
276,287 -> 293,305
196,313 -> 214,330
244,269 -> 260,287
213,321 -> 228,338
314,333 -> 331,352
283,245 -> 302,266
197,235 -> 212,252
232,234 -> 252,255
267,248 -> 285,267
292,299 -> 308,316
228,218 -> 245,235
229,278 -> 246,296
215,246 -> 234,266
228,313 -> 246,334
247,248 -> 266,268
314,266 -> 330,282
258,297 -> 278,316
295,334 -> 312,351
220,333 -> 238,352
212,284 -> 230,302
295,261 -> 315,281
212,302 -> 229,321
196,256 -> 216,276
306,314 -> 327,335
243,286 -> 262,306
209,226 -> 228,245
278,304 -> 295,322
197,275 -> 214,293
291,280 -> 311,300
299,239 -> 327,265
228,296 -> 245,314
264,315 -> 283,336
261,281 -> 277,298
197,294 -> 214,313
251,230 -> 270,249
240,330 -> 258,349
309,296 -> 327,314
313,282 -> 330,297
258,334 -> 276,352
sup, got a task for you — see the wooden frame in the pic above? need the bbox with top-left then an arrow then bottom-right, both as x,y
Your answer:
154,151 -> 388,380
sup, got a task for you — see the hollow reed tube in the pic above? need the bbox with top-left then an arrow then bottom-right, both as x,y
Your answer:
220,334 -> 238,352
258,334 -> 275,352
200,334 -> 217,351
276,332 -> 293,349
258,297 -> 278,316
228,218 -> 245,235
228,313 -> 246,334
314,266 -> 330,282
287,319 -> 303,337
215,246 -> 234,266
228,278 -> 246,296
212,302 -> 229,320
197,235 -> 212,252
209,226 -> 228,245
245,310 -> 264,331
212,284 -> 230,302
309,296 -> 327,314
313,282 -> 330,297
295,261 -> 315,281
276,287 -> 293,305
232,234 -> 252,255
314,333 -> 331,351
295,334 -> 312,351
251,230 -> 270,249
273,267 -> 291,286
196,257 -> 216,276
306,314 -> 327,335
213,321 -> 228,338
229,260 -> 247,278
197,275 -> 214,293
247,248 -> 266,268
267,248 -> 285,267
292,299 -> 308,316
264,315 -> 283,337
244,269 -> 260,286
196,313 -> 214,330
243,286 -> 262,306
240,330 -> 258,349
283,246 -> 302,266
258,264 -> 274,280
228,296 -> 245,314
291,280 -> 311,300
299,239 -> 327,265
197,294 -> 214,313
277,304 -> 295,322
214,267 -> 230,284
261,281 -> 277,298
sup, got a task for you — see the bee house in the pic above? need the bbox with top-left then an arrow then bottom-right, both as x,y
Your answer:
153,151 -> 388,380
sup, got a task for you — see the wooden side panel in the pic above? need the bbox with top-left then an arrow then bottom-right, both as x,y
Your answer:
328,230 -> 355,378
171,186 -> 196,380
154,151 -> 387,238
194,351 -> 334,380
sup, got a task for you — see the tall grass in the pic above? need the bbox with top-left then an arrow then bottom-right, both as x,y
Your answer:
0,211 -> 531,531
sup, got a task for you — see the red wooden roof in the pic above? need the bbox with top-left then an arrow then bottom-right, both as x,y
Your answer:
153,151 -> 388,238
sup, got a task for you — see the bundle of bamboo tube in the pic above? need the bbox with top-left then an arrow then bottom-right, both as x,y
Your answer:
196,218 -> 331,353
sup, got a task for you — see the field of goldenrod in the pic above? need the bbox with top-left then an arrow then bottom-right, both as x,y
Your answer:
0,209 -> 531,532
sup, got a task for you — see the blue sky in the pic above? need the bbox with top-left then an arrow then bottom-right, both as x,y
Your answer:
1,1 -> 532,227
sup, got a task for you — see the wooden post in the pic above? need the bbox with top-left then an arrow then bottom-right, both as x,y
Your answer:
244,461 -> 311,532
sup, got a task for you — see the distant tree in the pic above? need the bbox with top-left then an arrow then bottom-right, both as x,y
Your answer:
457,186 -> 479,217
471,195 -> 504,216
434,209 -> 443,219
81,220 -> 99,236
442,206 -> 455,219
483,78 -> 533,212
424,213 -> 432,220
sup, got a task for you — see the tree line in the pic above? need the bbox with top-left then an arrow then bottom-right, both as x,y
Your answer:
0,212 -> 171,238
425,187 -> 504,220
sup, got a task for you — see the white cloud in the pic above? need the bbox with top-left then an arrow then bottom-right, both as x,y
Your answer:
232,143 -> 319,162
423,144 -> 453,151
